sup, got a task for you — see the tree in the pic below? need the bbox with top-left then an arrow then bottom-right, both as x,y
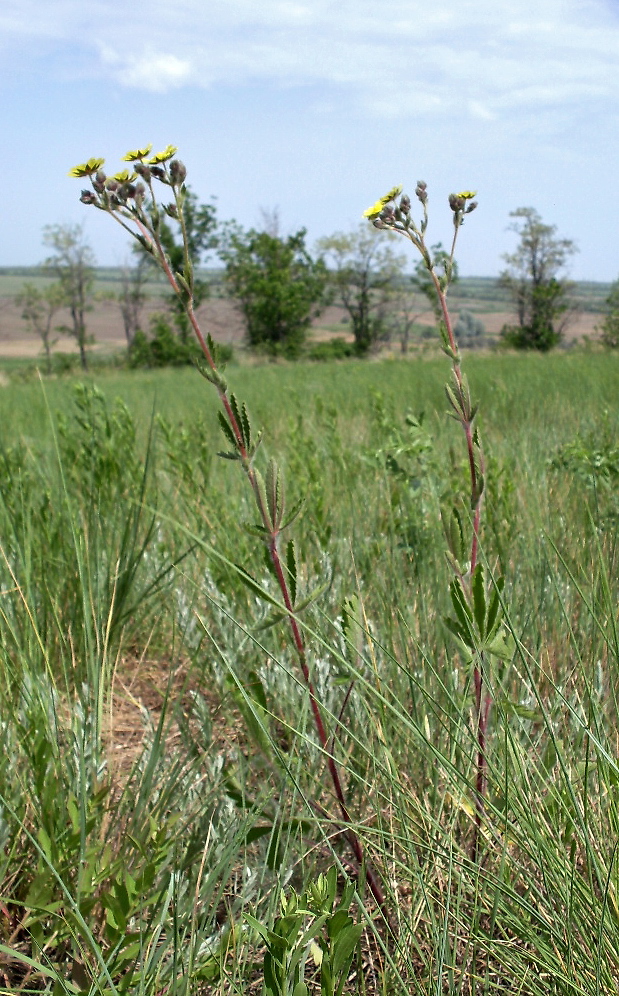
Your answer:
43,223 -> 95,370
499,207 -> 577,351
597,279 -> 619,348
139,188 -> 217,342
318,226 -> 406,354
221,227 -> 329,357
118,254 -> 149,345
16,281 -> 66,373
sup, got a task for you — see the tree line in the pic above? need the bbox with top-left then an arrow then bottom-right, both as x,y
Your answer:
16,195 -> 619,371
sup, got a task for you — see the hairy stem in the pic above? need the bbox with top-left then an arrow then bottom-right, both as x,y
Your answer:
147,222 -> 387,916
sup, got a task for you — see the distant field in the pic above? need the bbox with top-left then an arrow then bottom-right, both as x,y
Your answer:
0,267 -> 611,359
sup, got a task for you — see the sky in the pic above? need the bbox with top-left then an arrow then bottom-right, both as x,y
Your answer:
2,0 -> 619,279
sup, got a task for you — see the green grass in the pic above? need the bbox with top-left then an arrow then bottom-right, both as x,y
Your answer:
0,352 -> 618,994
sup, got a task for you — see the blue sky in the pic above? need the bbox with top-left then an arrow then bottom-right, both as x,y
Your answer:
2,0 -> 619,278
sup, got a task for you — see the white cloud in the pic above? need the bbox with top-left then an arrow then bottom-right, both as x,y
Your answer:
99,45 -> 193,92
2,0 -> 619,118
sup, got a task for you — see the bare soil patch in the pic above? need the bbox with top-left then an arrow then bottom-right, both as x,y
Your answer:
0,294 -> 600,360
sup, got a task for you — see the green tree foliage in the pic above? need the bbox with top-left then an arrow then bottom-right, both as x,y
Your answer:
221,227 -> 329,357
15,281 -> 66,373
499,207 -> 577,351
597,279 -> 619,347
318,226 -> 406,354
42,223 -> 95,370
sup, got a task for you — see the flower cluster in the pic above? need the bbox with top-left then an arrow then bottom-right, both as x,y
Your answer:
363,183 -> 477,245
69,145 -> 186,228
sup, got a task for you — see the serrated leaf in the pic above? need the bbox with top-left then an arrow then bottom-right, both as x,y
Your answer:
233,563 -> 280,607
230,394 -> 243,439
443,614 -> 467,643
442,504 -> 464,563
217,410 -> 237,450
450,577 -> 473,627
472,471 -> 485,507
241,402 -> 252,451
247,670 -> 267,710
294,576 -> 330,613
485,576 -> 505,638
445,382 -> 463,417
253,468 -> 270,526
286,539 -> 297,604
471,563 -> 486,639
280,496 -> 305,531
266,459 -> 279,528
254,609 -> 289,632
485,632 -> 514,661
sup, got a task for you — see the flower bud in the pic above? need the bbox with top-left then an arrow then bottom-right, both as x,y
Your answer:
105,179 -> 120,192
449,193 -> 465,212
415,183 -> 428,204
169,159 -> 187,185
149,166 -> 168,182
380,205 -> 396,222
134,162 -> 152,182
465,201 -> 478,213
399,194 -> 411,214
120,183 -> 136,200
80,190 -> 97,205
92,170 -> 107,194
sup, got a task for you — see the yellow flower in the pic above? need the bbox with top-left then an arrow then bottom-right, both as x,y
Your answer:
147,144 -> 178,164
68,157 -> 105,178
122,144 -> 153,162
362,184 -> 403,218
112,169 -> 138,183
457,190 -> 477,200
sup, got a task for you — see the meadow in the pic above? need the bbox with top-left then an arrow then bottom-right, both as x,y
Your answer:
0,349 -> 618,995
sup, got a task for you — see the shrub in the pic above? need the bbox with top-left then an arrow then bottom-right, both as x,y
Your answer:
128,314 -> 233,368
221,227 -> 329,357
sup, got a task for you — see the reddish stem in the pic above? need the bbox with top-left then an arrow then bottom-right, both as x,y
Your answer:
153,238 -> 387,915
431,267 -> 490,861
